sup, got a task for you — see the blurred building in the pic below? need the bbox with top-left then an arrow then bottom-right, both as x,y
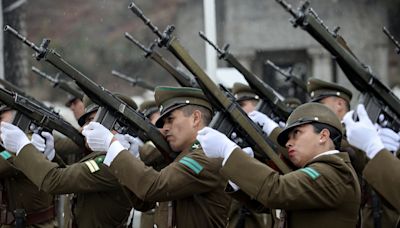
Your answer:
175,0 -> 399,106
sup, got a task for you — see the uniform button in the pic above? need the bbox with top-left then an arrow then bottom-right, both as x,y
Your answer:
156,202 -> 159,207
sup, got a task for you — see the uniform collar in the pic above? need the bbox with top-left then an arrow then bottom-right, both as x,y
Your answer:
313,150 -> 339,159
173,140 -> 202,162
306,150 -> 351,167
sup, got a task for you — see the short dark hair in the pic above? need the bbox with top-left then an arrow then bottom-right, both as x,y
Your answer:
311,122 -> 342,150
180,105 -> 212,126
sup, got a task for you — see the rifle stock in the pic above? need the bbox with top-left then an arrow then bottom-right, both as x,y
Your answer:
5,25 -> 173,163
129,2 -> 291,174
276,0 -> 400,131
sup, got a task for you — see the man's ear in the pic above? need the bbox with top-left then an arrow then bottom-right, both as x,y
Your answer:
336,97 -> 346,110
319,128 -> 331,143
192,110 -> 202,127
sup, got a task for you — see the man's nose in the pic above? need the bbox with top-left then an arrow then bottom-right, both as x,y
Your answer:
160,125 -> 169,136
285,139 -> 293,148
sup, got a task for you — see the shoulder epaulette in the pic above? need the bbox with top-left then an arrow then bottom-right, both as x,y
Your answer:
299,167 -> 320,180
84,159 -> 100,173
0,151 -> 12,160
179,156 -> 204,174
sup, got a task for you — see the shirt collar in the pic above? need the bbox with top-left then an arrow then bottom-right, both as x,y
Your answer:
313,150 -> 339,159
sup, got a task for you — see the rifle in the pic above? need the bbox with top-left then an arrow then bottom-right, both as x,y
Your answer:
128,2 -> 291,174
0,78 -> 26,96
0,78 -> 58,113
265,59 -> 308,93
4,25 -> 173,163
0,86 -> 85,148
276,0 -> 400,131
383,27 -> 400,55
31,66 -> 84,100
125,32 -> 199,88
111,70 -> 155,91
198,31 -> 292,123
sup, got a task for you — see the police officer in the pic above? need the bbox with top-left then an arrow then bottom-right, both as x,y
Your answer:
308,78 -> 400,228
283,97 -> 302,110
307,78 -> 369,170
232,82 -> 260,114
307,78 -> 352,120
0,105 -> 56,227
0,95 -> 153,227
231,82 -> 284,153
198,103 -> 361,227
82,86 -> 231,227
64,81 -> 85,121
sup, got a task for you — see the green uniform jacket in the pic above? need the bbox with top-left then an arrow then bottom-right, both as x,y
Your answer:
139,142 -> 167,171
109,144 -> 231,228
363,149 -> 400,213
138,142 -> 167,228
54,136 -> 84,164
221,148 -> 361,228
14,144 -> 152,227
0,151 -> 54,226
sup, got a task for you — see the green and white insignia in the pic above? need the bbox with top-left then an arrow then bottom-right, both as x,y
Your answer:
190,140 -> 201,151
300,167 -> 320,180
85,160 -> 100,173
95,156 -> 105,164
179,156 -> 203,174
0,151 -> 12,160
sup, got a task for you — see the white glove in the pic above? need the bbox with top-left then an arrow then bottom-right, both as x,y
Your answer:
377,128 -> 400,152
230,132 -> 244,145
82,122 -> 114,152
41,132 -> 56,160
0,122 -> 30,154
343,104 -> 384,159
241,147 -> 254,158
31,133 -> 46,151
248,111 -> 278,135
116,134 -> 143,158
31,132 -> 56,160
114,133 -> 130,149
197,127 -> 239,165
